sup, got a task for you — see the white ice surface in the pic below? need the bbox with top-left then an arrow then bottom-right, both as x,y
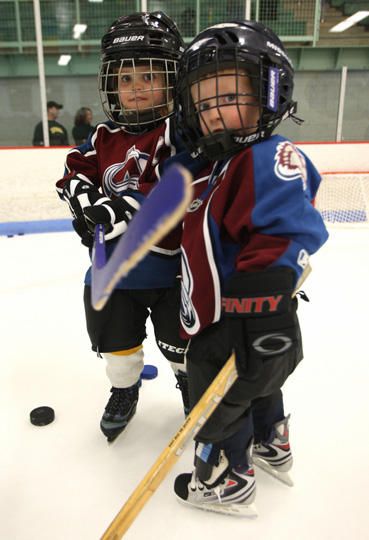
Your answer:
1,228 -> 369,540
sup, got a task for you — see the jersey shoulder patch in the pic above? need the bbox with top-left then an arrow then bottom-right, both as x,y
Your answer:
273,139 -> 307,189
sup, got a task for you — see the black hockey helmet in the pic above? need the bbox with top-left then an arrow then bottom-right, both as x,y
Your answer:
99,11 -> 185,132
176,20 -> 299,160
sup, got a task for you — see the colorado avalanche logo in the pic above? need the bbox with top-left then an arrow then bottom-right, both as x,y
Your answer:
103,145 -> 150,197
274,141 -> 307,190
180,250 -> 200,335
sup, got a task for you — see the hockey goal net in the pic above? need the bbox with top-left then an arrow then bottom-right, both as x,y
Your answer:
315,172 -> 369,226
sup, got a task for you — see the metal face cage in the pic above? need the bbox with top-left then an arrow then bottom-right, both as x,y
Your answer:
189,55 -> 262,138
99,56 -> 178,131
178,48 -> 272,159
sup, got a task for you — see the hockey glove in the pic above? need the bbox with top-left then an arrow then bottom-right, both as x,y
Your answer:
222,267 -> 298,379
83,194 -> 141,242
61,176 -> 107,247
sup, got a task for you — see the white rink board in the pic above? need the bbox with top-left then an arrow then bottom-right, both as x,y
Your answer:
1,142 -> 369,222
0,147 -> 70,221
296,142 -> 369,173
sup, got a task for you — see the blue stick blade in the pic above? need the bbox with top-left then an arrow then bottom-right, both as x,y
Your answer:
91,164 -> 193,311
92,224 -> 107,269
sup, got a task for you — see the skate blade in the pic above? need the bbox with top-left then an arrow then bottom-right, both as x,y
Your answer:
107,431 -> 125,443
101,420 -> 131,443
177,496 -> 258,518
101,407 -> 137,443
253,457 -> 294,487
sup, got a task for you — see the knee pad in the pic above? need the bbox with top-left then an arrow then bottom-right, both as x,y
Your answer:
104,345 -> 144,388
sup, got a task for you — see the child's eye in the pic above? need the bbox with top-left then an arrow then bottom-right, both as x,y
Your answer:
143,73 -> 154,82
120,74 -> 132,84
198,101 -> 210,112
224,94 -> 236,103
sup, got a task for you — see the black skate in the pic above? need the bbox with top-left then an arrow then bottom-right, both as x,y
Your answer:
174,450 -> 257,517
100,382 -> 139,442
175,370 -> 190,416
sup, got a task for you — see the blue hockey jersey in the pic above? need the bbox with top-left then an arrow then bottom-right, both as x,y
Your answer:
176,135 -> 329,338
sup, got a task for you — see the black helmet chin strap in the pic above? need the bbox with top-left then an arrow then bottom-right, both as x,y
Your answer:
284,101 -> 304,126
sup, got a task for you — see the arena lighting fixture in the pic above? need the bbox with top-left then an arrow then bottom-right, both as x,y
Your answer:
88,0 -> 103,3
73,23 -> 87,39
58,55 -> 72,66
329,11 -> 369,32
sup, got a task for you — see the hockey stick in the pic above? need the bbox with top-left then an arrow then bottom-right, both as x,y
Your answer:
100,263 -> 312,539
91,164 -> 193,310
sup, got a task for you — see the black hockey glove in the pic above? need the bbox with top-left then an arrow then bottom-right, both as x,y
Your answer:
222,267 -> 298,379
61,176 -> 107,247
83,194 -> 141,242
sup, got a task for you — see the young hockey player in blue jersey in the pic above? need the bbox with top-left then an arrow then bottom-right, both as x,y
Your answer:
56,12 -> 190,442
171,20 -> 329,514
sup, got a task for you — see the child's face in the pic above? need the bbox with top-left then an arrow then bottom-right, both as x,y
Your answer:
190,69 -> 260,136
118,64 -> 167,113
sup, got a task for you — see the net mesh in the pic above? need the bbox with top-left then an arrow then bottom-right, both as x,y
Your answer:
316,172 -> 369,225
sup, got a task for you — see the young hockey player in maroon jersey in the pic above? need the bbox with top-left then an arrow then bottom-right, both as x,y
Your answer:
56,12 -> 190,442
171,21 -> 329,514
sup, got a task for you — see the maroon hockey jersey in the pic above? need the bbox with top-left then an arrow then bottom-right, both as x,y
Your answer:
56,119 -> 184,289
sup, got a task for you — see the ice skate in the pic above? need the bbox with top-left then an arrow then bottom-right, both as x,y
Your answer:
175,370 -> 190,416
253,415 -> 294,486
174,450 -> 257,517
100,382 -> 139,442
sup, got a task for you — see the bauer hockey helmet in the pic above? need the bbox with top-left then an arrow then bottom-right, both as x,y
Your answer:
176,20 -> 299,160
99,11 -> 184,132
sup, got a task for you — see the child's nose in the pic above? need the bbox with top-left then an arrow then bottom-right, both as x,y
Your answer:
207,105 -> 222,124
134,79 -> 144,91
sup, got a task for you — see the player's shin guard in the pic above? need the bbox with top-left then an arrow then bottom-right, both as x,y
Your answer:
100,347 -> 143,442
174,443 -> 257,517
253,415 -> 294,486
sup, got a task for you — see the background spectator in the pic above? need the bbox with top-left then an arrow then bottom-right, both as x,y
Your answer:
32,101 -> 69,146
72,107 -> 94,145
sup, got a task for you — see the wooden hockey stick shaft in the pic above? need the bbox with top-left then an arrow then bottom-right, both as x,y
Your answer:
100,262 -> 312,539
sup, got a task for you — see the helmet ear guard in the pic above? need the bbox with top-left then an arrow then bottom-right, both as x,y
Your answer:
176,20 -> 301,160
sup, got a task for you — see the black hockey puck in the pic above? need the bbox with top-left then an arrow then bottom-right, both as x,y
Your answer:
30,406 -> 55,426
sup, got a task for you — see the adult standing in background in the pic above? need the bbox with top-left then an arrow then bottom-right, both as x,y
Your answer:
32,101 -> 69,146
72,107 -> 94,145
